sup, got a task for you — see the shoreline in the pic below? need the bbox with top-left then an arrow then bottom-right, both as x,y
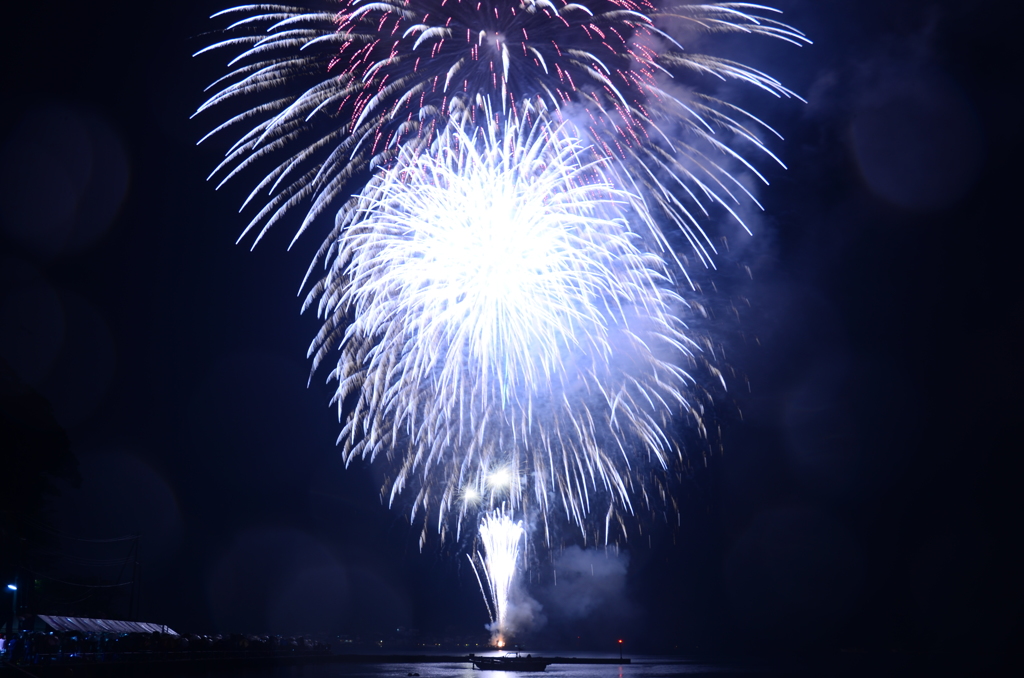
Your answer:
1,653 -> 631,676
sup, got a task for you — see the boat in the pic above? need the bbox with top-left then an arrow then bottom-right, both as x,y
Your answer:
469,650 -> 552,671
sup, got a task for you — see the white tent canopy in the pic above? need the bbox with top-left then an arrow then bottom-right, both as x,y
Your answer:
36,615 -> 177,635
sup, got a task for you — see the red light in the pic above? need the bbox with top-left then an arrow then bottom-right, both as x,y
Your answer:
618,639 -> 623,643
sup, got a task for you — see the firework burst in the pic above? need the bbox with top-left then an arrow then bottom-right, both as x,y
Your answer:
304,101 -> 704,545
196,2 -> 808,634
195,1 -> 807,553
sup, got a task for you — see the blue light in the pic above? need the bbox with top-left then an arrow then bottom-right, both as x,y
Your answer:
6,584 -> 15,591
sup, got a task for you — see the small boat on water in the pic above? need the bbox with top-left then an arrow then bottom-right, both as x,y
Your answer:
469,650 -> 552,671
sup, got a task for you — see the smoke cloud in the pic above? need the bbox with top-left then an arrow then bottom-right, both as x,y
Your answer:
526,546 -> 635,647
487,584 -> 545,643
545,546 -> 630,618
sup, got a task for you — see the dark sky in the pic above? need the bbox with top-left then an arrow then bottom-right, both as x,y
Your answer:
1,0 -> 1020,661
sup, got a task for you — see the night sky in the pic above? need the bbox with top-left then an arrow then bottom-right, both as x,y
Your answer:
1,0 -> 1020,664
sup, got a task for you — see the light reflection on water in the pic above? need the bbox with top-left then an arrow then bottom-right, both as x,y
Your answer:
194,658 -> 754,678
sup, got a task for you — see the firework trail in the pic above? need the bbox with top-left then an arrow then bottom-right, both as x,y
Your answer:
304,101 -> 700,545
195,1 -> 808,276
470,507 -> 525,645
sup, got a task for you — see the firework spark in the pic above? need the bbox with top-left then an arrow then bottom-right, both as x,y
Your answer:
470,507 -> 525,645
303,101 -> 703,544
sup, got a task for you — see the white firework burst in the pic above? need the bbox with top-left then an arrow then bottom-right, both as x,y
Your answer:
304,101 -> 707,544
